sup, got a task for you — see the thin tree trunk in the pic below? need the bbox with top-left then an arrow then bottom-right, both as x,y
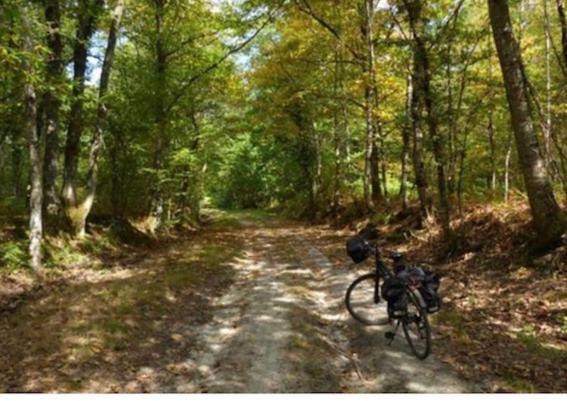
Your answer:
62,0 -> 103,209
363,86 -> 375,211
73,0 -> 125,236
557,0 -> 567,66
420,42 -> 452,239
488,0 -> 566,248
543,0 -> 553,170
488,110 -> 497,196
177,110 -> 201,223
409,65 -> 431,218
377,124 -> 388,201
332,42 -> 342,214
149,0 -> 168,229
406,0 -> 453,240
11,130 -> 22,198
370,135 -> 381,205
487,54 -> 497,198
109,124 -> 124,218
457,130 -> 471,214
361,0 -> 381,211
42,0 -> 64,216
446,42 -> 456,196
312,125 -> 322,211
332,112 -> 341,214
342,102 -> 352,180
400,73 -> 412,210
21,12 -> 43,272
504,133 -> 512,203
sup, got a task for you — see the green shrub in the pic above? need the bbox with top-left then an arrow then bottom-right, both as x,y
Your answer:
0,241 -> 28,271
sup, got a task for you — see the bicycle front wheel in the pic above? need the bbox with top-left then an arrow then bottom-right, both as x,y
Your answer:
345,273 -> 389,325
402,289 -> 431,359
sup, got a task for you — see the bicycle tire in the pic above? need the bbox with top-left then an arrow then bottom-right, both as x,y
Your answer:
402,289 -> 431,359
345,273 -> 389,326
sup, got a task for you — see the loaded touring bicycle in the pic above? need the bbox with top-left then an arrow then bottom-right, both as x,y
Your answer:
344,227 -> 441,360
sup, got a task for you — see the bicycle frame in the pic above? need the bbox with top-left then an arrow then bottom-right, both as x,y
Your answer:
371,243 -> 393,303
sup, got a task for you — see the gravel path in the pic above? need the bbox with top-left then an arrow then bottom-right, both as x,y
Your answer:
171,219 -> 479,393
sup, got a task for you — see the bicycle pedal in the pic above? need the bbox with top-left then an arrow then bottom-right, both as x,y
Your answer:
384,332 -> 396,340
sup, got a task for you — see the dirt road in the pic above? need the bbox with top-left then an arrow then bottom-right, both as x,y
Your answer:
0,212 -> 480,392
170,216 -> 479,393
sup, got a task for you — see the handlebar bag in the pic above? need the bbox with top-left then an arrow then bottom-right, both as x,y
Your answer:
346,235 -> 371,264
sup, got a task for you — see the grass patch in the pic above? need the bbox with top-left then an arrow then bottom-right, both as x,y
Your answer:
206,208 -> 275,230
434,309 -> 472,345
370,211 -> 393,226
516,324 -> 566,362
502,375 -> 537,393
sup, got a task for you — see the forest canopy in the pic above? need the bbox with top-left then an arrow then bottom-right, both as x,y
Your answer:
1,0 -> 566,270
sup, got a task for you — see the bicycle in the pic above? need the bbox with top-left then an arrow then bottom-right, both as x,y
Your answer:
345,240 -> 431,360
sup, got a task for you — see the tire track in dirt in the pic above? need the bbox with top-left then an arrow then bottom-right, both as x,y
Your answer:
173,227 -> 302,392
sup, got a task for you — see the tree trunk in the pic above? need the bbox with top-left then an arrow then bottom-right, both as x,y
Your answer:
488,0 -> 566,247
487,54 -> 497,198
400,73 -> 412,210
446,42 -> 456,196
312,124 -> 322,211
557,0 -> 567,66
361,0 -> 381,211
406,0 -> 452,239
343,103 -> 352,180
504,133 -> 512,203
109,126 -> 125,218
331,1 -> 343,215
488,109 -> 497,196
370,136 -> 381,205
62,0 -> 103,210
377,123 -> 388,202
543,0 -> 553,170
11,130 -> 23,198
332,48 -> 342,214
363,85 -> 376,211
149,0 -> 169,230
21,12 -> 43,272
176,110 -> 201,223
457,128 -> 471,215
73,0 -> 125,236
409,65 -> 431,218
42,0 -> 64,216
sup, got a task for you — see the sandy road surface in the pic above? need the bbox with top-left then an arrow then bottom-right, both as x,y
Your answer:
170,218 -> 479,393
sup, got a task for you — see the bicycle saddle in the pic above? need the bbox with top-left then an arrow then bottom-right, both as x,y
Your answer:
390,252 -> 403,263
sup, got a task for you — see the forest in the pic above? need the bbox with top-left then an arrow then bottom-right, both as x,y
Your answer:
0,0 -> 566,394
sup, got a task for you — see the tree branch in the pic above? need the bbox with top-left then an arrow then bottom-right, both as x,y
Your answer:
167,1 -> 284,113
294,0 -> 364,62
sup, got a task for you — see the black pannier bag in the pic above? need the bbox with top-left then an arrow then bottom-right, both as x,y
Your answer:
419,271 -> 441,313
381,277 -> 407,318
396,265 -> 425,282
346,235 -> 371,264
395,265 -> 441,314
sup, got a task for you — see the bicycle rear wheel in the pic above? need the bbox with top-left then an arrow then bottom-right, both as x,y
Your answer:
345,273 -> 389,325
402,289 -> 431,359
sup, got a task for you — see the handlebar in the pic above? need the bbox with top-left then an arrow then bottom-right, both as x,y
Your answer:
366,240 -> 403,262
